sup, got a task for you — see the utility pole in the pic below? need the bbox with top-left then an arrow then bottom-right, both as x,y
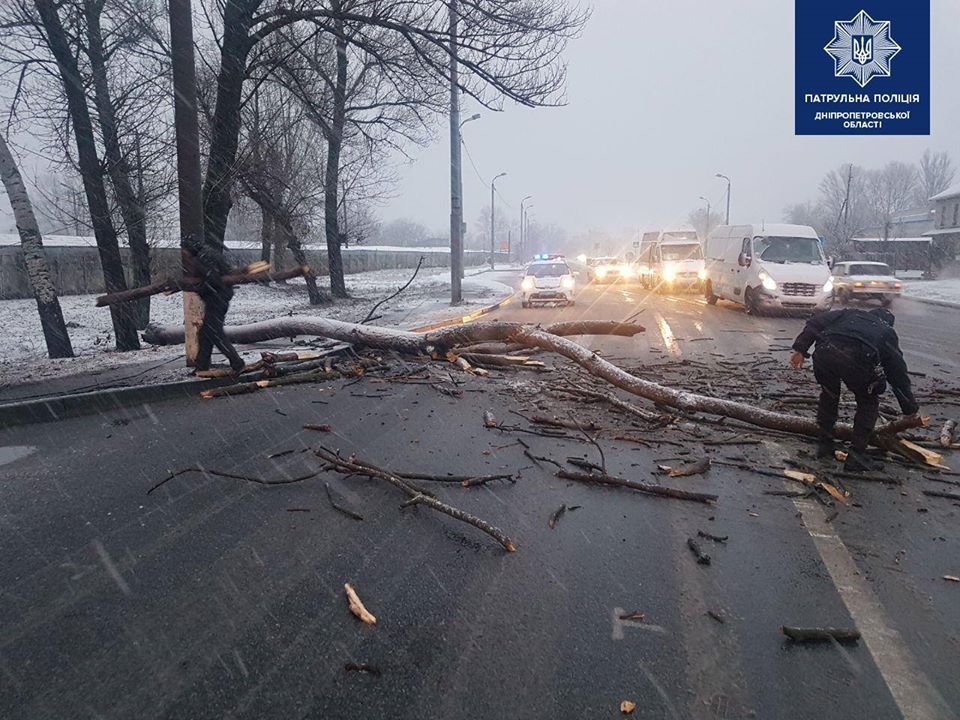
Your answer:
448,0 -> 463,303
520,195 -> 532,264
490,172 -> 506,269
716,173 -> 731,224
699,195 -> 710,238
169,0 -> 204,365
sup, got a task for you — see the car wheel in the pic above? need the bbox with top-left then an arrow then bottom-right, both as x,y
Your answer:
837,288 -> 848,305
881,296 -> 893,307
704,281 -> 719,305
567,300 -> 576,307
744,287 -> 762,316
521,301 -> 530,309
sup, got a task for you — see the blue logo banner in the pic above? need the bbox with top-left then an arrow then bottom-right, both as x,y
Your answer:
795,1 -> 929,135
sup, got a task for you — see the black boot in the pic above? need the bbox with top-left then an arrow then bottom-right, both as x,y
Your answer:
844,449 -> 882,473
816,438 -> 836,459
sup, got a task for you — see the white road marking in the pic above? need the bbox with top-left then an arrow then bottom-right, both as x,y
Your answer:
793,497 -> 954,720
612,607 -> 668,639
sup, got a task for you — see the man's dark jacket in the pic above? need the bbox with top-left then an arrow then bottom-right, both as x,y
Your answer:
792,309 -> 919,415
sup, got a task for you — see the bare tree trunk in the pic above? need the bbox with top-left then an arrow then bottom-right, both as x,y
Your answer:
276,212 -> 323,304
0,133 -> 73,358
34,0 -> 139,350
83,0 -> 151,328
323,20 -> 349,298
259,206 -> 273,263
201,1 -> 254,257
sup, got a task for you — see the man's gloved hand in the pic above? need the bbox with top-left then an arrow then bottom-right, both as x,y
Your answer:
789,351 -> 806,369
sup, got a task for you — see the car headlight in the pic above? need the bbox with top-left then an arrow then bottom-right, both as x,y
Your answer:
561,275 -> 575,289
596,267 -> 607,278
822,279 -> 834,293
759,270 -> 777,291
521,277 -> 535,291
697,268 -> 707,281
662,266 -> 677,282
620,265 -> 636,277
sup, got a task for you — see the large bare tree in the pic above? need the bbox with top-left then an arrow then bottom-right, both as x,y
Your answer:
198,0 -> 588,274
0,132 -> 73,358
32,0 -> 140,350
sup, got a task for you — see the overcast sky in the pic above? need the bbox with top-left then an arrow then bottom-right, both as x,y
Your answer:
381,0 -> 960,236
2,0 -> 957,239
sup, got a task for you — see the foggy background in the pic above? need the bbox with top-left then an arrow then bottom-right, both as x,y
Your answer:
382,0 -> 960,234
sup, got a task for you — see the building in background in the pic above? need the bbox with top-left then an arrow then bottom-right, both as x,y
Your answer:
924,184 -> 960,273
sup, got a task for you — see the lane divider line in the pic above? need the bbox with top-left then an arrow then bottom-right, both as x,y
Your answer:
793,496 -> 954,720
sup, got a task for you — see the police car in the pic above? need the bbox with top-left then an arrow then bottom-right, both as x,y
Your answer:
521,259 -> 576,307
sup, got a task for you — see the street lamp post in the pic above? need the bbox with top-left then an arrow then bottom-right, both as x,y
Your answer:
715,173 -> 731,224
448,2 -> 481,303
699,195 -> 710,238
490,172 -> 506,269
519,195 -> 532,263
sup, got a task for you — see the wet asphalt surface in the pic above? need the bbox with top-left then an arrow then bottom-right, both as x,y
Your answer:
1,276 -> 958,719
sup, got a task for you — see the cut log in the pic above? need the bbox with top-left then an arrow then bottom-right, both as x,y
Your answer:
96,266 -> 310,306
940,419 -> 958,448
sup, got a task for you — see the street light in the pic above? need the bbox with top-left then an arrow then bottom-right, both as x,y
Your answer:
520,195 -> 532,263
715,173 -> 731,224
699,195 -> 711,238
490,171 -> 507,269
452,112 -> 480,285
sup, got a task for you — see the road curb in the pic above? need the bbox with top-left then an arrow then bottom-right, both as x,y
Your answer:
0,344 -> 350,429
902,295 -> 960,310
411,291 -> 516,333
0,375 -> 233,428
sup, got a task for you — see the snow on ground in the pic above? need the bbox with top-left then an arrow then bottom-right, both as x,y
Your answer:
902,278 -> 960,306
0,266 -> 514,387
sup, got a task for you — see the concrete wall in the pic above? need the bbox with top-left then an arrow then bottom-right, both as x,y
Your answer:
0,245 -> 500,299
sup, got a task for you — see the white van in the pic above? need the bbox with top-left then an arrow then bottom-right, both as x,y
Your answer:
642,227 -> 705,292
703,224 -> 833,315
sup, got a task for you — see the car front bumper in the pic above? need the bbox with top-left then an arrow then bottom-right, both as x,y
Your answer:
845,286 -> 901,297
523,289 -> 574,304
756,289 -> 833,313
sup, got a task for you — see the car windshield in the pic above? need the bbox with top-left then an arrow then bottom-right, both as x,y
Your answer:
527,263 -> 569,277
754,236 -> 824,264
588,257 -> 616,267
662,232 -> 698,242
849,263 -> 893,276
661,243 -> 703,261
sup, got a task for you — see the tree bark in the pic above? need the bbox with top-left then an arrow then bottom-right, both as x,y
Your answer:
84,0 -> 152,328
259,206 -> 273,263
323,17 -> 349,298
201,0 -> 255,255
275,213 -> 323,305
34,0 -> 139,350
0,134 -> 73,358
96,266 -> 310,306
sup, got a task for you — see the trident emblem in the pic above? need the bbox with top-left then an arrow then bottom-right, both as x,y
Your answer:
852,35 -> 873,65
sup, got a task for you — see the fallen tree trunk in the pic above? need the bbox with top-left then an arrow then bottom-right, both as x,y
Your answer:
142,318 -> 646,354
510,326 -> 925,444
143,315 -> 922,443
96,266 -> 310,306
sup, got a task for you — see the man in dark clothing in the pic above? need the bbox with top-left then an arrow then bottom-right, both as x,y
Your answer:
790,307 -> 919,471
181,236 -> 245,374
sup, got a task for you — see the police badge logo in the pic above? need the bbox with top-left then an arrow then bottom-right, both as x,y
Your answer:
824,10 -> 901,88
